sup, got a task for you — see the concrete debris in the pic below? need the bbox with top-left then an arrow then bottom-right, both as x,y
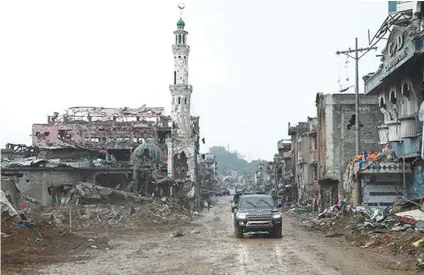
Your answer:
37,198 -> 193,229
1,190 -> 19,218
189,229 -> 200,234
290,202 -> 424,270
1,156 -> 128,169
74,181 -> 151,204
172,229 -> 184,237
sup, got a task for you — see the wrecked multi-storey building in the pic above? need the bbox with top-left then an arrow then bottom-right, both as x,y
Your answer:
316,93 -> 382,211
277,139 -> 294,201
254,161 -> 273,192
288,121 -> 309,202
1,6 -> 201,208
198,154 -> 218,191
2,106 -> 175,204
287,118 -> 319,204
348,2 -> 424,209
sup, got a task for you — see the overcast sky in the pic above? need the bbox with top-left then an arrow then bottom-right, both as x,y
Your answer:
0,0 -> 390,161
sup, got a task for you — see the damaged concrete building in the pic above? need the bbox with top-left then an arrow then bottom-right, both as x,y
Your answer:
2,106 -> 177,204
276,139 -> 294,201
315,93 -> 382,211
198,154 -> 218,193
1,6 -> 201,208
346,3 -> 424,209
288,122 -> 309,202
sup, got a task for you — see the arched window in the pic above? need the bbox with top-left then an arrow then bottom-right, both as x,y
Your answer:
389,90 -> 396,104
178,34 -> 181,44
178,97 -> 181,104
183,35 -> 185,43
174,71 -> 176,84
184,98 -> 187,104
379,96 -> 385,108
401,81 -> 417,116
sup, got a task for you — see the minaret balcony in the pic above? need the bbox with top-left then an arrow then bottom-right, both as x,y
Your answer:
169,84 -> 193,92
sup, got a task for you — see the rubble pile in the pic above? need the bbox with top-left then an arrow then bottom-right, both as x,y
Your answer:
37,197 -> 193,229
289,204 -> 424,269
1,215 -> 109,273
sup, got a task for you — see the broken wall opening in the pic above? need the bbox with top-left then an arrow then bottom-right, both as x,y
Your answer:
318,179 -> 339,212
173,152 -> 188,180
108,149 -> 131,161
95,173 -> 130,189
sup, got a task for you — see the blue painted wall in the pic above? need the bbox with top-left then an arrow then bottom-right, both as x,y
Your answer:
391,136 -> 421,158
406,165 -> 424,200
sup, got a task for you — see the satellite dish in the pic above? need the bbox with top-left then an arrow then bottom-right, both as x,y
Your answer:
178,2 -> 185,9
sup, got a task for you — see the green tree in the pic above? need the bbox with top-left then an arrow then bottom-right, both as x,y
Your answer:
208,146 -> 260,176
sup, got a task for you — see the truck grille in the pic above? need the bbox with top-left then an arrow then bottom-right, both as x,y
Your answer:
247,213 -> 272,221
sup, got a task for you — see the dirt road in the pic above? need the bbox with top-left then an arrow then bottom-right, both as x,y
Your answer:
40,197 -> 417,275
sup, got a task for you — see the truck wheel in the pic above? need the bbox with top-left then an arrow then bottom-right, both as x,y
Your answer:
235,225 -> 243,238
273,224 -> 282,238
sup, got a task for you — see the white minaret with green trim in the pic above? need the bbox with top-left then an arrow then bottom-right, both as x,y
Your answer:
170,2 -> 192,138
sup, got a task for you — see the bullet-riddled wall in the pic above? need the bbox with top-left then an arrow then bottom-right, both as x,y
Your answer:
316,93 -> 383,183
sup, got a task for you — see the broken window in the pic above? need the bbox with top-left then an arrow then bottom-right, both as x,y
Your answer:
58,130 -> 72,140
379,96 -> 385,109
389,90 -> 396,104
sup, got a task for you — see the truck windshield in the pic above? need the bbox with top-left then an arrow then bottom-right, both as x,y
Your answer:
239,197 -> 274,209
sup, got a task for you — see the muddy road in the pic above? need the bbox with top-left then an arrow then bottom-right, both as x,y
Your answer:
40,197 -> 417,275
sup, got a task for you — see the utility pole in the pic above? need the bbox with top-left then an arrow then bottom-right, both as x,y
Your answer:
336,37 -> 377,205
336,38 -> 377,155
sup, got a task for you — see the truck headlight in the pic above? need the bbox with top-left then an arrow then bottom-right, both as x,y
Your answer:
236,212 -> 247,219
272,213 -> 282,219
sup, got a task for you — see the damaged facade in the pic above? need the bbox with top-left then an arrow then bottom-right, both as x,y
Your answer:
276,139 -> 294,202
269,2 -> 424,212
1,6 -> 201,210
356,2 -> 424,208
316,93 -> 383,211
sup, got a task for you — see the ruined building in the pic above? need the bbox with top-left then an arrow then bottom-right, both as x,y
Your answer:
1,5 -> 201,206
198,154 -> 218,191
316,93 -> 383,211
288,122 -> 309,202
277,139 -> 294,201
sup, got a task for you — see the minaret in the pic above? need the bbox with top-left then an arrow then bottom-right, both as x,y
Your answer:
170,2 -> 193,138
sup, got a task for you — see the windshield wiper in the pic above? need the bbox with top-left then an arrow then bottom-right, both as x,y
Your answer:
243,200 -> 257,208
258,199 -> 273,207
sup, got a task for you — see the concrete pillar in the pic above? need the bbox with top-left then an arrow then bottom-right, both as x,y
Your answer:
166,139 -> 174,178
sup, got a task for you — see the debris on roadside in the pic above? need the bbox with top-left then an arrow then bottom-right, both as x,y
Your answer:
288,200 -> 424,270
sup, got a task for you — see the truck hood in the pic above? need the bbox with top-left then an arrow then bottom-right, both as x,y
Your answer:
238,208 -> 278,214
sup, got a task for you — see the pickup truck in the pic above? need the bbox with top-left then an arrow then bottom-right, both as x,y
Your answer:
233,194 -> 282,238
